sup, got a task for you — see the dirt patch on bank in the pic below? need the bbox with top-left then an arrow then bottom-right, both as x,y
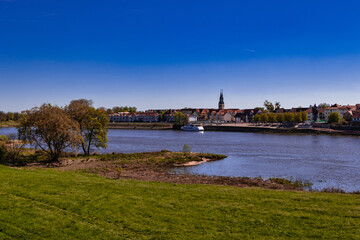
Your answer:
25,151 -> 305,191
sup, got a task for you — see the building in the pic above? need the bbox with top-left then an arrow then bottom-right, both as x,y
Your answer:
218,89 -> 224,110
324,104 -> 356,119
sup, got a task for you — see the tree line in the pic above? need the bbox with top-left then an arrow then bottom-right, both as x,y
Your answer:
99,106 -> 137,114
0,111 -> 23,122
253,112 -> 308,123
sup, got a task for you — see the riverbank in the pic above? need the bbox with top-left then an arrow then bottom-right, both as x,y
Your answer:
1,164 -> 359,239
204,124 -> 360,136
0,120 -> 19,128
107,122 -> 360,136
107,122 -> 173,130
22,151 -> 307,191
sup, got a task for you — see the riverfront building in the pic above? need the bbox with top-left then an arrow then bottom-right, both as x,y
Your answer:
218,89 -> 225,110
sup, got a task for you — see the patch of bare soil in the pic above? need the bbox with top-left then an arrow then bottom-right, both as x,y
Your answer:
25,152 -> 303,191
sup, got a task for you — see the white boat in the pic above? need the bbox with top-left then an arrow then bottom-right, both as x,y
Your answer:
181,124 -> 204,131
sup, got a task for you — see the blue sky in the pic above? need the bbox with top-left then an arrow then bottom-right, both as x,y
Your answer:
1,0 -> 360,111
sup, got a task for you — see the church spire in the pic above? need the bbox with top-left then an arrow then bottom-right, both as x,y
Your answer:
218,89 -> 224,110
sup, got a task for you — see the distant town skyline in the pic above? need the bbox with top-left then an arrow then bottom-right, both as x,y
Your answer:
1,1 -> 360,112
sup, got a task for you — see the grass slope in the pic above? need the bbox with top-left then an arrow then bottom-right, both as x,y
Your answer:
0,165 -> 359,239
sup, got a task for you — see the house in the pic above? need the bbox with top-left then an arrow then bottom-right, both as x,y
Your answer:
352,112 -> 360,122
324,105 -> 356,119
209,110 -> 232,122
188,115 -> 198,122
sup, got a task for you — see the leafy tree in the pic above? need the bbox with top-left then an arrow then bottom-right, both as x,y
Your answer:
318,103 -> 330,109
284,112 -> 294,122
275,102 -> 281,111
0,111 -> 5,121
112,106 -> 137,113
253,114 -> 260,123
18,104 -> 82,162
328,112 -> 341,124
300,111 -> 308,122
98,107 -> 107,112
174,112 -> 189,125
259,113 -> 268,123
263,100 -> 274,112
128,107 -> 137,113
263,100 -> 281,112
182,144 -> 191,153
159,111 -> 167,122
276,113 -> 284,123
267,113 -> 276,123
293,113 -> 302,123
67,99 -> 108,155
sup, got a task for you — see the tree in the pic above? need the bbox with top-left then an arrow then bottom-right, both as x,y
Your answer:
111,106 -> 137,113
182,144 -> 191,153
263,100 -> 274,112
174,112 -> 189,125
318,103 -> 330,109
259,113 -> 268,123
276,113 -> 284,123
328,112 -> 341,124
267,113 -> 276,123
300,111 -> 308,122
284,112 -> 294,122
275,102 -> 281,111
253,114 -> 260,123
67,99 -> 108,155
18,104 -> 82,162
293,112 -> 302,123
159,111 -> 167,122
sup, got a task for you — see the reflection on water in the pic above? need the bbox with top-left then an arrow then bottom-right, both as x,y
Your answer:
1,127 -> 360,192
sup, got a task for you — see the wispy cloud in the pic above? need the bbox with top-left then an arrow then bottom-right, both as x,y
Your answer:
244,48 -> 256,53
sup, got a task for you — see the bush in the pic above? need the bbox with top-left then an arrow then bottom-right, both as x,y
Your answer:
182,144 -> 191,153
328,112 -> 341,124
0,135 -> 7,141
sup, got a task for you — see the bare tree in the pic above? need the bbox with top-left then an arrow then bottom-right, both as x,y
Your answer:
18,104 -> 82,162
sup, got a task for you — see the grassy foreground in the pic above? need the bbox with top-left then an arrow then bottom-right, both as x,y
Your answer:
0,165 -> 359,239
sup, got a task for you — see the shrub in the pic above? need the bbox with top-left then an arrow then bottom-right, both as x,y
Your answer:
0,135 -> 7,141
259,113 -> 268,123
276,113 -> 284,123
182,144 -> 191,153
328,112 -> 341,124
284,112 -> 294,122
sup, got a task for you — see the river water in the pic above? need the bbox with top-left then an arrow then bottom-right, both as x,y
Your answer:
1,127 -> 360,192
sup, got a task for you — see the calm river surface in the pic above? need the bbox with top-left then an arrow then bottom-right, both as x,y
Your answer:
1,127 -> 360,192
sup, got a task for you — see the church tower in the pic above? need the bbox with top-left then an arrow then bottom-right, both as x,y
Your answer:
218,89 -> 225,110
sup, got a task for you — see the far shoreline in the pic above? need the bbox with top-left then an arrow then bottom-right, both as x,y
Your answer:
106,122 -> 360,137
2,122 -> 360,137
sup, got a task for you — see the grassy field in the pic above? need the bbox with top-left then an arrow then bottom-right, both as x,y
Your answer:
0,165 -> 359,239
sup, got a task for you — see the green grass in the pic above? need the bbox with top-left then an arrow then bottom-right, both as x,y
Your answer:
0,165 -> 359,239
